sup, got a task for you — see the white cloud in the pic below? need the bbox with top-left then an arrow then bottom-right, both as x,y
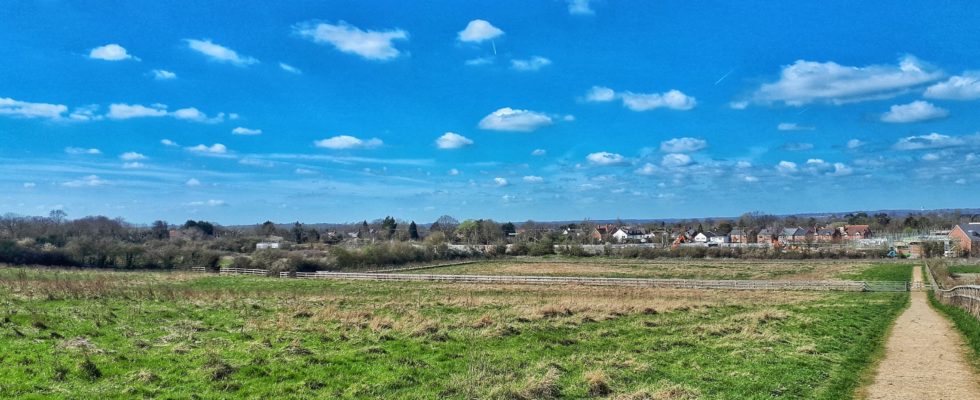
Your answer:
777,122 -> 815,131
458,19 -> 504,43
68,105 -> 101,121
584,86 -> 616,102
89,44 -> 138,61
743,175 -> 759,182
620,90 -> 697,111
634,163 -> 658,175
567,0 -> 595,15
924,72 -> 980,100
510,56 -> 552,71
435,132 -> 473,149
185,39 -> 258,66
955,178 -> 967,184
161,139 -> 178,147
806,158 -> 827,167
464,57 -> 494,66
314,135 -> 383,150
187,143 -> 228,154
736,161 -> 752,169
185,178 -> 201,187
152,69 -> 176,80
65,147 -> 101,155
119,152 -> 147,161
661,153 -> 693,167
448,168 -> 460,176
586,151 -> 627,166
776,161 -> 798,173
279,62 -> 302,74
880,100 -> 948,123
122,162 -> 145,169
232,126 -> 262,135
531,149 -> 547,156
294,20 -> 408,61
729,101 -> 749,110
478,107 -> 554,132
0,97 -> 68,119
828,162 -> 853,176
185,199 -> 226,207
846,139 -> 865,149
493,177 -> 509,187
172,107 -> 225,123
23,182 -> 36,188
62,175 -> 108,188
660,137 -> 707,153
922,153 -> 941,161
782,142 -> 814,151
893,133 -> 966,150
107,103 -> 167,119
523,175 -> 544,183
748,55 -> 942,106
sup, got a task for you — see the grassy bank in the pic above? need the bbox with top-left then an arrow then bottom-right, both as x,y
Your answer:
928,291 -> 980,371
0,267 -> 907,399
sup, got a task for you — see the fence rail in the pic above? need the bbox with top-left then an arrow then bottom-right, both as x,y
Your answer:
278,271 -> 907,292
219,267 -> 269,276
926,265 -> 980,319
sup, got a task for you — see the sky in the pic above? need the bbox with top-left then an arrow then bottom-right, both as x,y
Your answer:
2,0 -> 980,225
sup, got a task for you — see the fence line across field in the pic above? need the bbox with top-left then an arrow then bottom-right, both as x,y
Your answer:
277,271 -> 907,292
925,265 -> 980,319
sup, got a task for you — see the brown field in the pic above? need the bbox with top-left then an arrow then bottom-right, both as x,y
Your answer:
407,258 -> 885,280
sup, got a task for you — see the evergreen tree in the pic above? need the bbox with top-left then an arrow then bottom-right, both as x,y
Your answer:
409,221 -> 419,240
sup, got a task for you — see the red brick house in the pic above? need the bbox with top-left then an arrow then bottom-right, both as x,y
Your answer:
842,225 -> 873,240
730,228 -> 759,244
950,223 -> 980,256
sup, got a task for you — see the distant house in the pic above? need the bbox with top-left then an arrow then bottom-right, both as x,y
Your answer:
611,227 -> 649,242
842,225 -> 873,240
730,228 -> 758,244
815,227 -> 841,243
757,229 -> 777,245
779,227 -> 807,244
611,228 -> 629,242
950,222 -> 980,256
693,231 -> 715,243
591,226 -> 610,242
256,242 -> 281,250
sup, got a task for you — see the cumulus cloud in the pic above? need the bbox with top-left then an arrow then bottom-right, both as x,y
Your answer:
924,72 -> 980,100
232,127 -> 262,135
89,44 -> 138,61
65,147 -> 101,155
279,62 -> 301,74
107,103 -> 168,119
880,100 -> 948,123
62,175 -> 108,188
828,162 -> 853,176
660,137 -> 707,153
186,143 -> 227,154
185,178 -> 201,187
68,105 -> 101,121
634,163 -> 658,175
119,152 -> 146,161
510,56 -> 551,71
435,132 -> 473,149
777,122 -> 815,131
458,19 -> 504,43
893,133 -> 966,150
493,177 -> 509,187
846,139 -> 865,149
583,87 -> 696,111
586,152 -> 627,166
661,153 -> 693,167
294,20 -> 408,61
567,0 -> 595,15
185,39 -> 258,66
479,107 -> 554,132
314,135 -> 383,150
523,175 -> 544,183
160,139 -> 178,147
0,97 -> 68,120
173,107 -> 225,123
776,161 -> 798,173
151,69 -> 176,80
747,55 -> 942,106
531,149 -> 547,156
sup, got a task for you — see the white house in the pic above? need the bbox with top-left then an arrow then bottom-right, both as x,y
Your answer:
256,242 -> 281,250
611,228 -> 630,242
694,231 -> 729,244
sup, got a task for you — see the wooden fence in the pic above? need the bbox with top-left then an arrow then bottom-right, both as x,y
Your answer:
278,271 -> 908,292
219,267 -> 270,276
925,265 -> 980,319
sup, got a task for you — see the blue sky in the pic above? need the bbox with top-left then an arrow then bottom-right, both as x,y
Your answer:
2,1 -> 980,225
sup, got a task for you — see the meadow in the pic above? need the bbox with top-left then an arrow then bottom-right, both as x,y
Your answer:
407,258 -> 912,282
0,265 -> 910,399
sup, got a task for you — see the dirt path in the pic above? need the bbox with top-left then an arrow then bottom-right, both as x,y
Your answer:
864,266 -> 980,399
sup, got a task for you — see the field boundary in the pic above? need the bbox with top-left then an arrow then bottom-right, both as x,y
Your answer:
925,265 -> 980,319
278,271 -> 907,292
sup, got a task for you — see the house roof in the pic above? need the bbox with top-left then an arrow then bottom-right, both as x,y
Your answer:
816,228 -> 837,235
781,227 -> 804,236
844,225 -> 871,236
758,228 -> 774,235
955,223 -> 980,240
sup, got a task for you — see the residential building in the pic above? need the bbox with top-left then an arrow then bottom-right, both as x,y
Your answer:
950,222 -> 980,256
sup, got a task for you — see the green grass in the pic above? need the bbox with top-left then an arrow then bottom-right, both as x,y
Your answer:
948,265 -> 980,274
0,268 -> 908,399
927,291 -> 980,371
838,263 -> 914,282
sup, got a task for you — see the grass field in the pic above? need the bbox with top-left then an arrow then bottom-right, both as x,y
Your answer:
0,267 -> 907,399
407,259 -> 908,281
